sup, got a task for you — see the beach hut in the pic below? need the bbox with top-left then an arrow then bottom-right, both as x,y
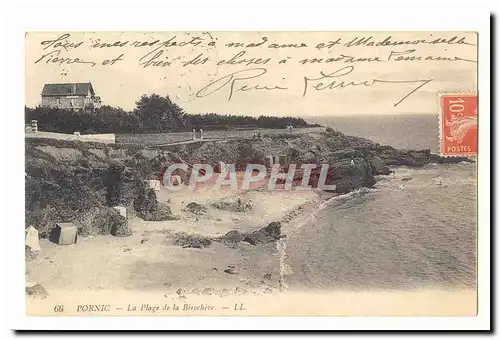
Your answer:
50,222 -> 78,245
169,175 -> 182,186
147,180 -> 161,192
264,155 -> 274,168
25,225 -> 41,252
113,206 -> 127,218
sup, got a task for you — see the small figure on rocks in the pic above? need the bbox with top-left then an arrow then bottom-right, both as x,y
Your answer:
245,199 -> 253,211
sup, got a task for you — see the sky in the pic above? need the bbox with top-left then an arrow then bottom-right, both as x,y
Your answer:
25,31 -> 477,116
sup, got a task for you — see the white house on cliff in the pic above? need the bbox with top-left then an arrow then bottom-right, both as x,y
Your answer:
41,82 -> 101,112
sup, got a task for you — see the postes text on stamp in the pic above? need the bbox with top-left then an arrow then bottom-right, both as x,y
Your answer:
440,93 -> 478,157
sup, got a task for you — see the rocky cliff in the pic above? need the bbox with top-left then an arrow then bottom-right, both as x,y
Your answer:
25,129 -> 471,237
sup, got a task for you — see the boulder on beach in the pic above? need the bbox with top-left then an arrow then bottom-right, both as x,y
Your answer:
243,231 -> 270,245
261,222 -> 281,239
185,202 -> 208,215
152,203 -> 180,221
202,287 -> 215,295
243,221 -> 282,245
172,232 -> 212,248
26,283 -> 49,299
223,230 -> 245,243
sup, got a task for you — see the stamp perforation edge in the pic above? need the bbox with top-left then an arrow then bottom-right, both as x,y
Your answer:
437,91 -> 478,158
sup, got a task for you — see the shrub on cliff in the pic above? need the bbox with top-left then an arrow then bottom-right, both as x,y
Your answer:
76,207 -> 130,236
105,161 -> 144,209
96,208 -> 129,236
110,217 -> 132,237
236,141 -> 265,169
25,156 -> 107,237
134,188 -> 158,219
133,187 -> 178,221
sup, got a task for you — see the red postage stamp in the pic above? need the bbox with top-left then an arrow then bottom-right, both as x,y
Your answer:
439,93 -> 478,157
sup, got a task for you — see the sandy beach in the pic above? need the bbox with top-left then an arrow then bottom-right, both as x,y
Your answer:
26,183 -> 323,296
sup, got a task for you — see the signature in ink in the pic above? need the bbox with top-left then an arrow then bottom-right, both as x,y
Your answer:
303,66 -> 433,107
196,68 -> 288,101
196,66 -> 434,107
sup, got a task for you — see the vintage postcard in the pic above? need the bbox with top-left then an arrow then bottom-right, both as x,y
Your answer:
24,31 -> 479,320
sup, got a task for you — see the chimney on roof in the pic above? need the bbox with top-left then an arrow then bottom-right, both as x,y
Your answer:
73,83 -> 77,94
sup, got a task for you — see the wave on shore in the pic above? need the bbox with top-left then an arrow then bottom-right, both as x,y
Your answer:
288,187 -> 378,233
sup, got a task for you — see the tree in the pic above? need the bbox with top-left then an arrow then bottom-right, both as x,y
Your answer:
98,105 -> 140,133
133,94 -> 186,132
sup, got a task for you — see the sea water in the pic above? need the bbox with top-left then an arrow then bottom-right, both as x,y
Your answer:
287,115 -> 477,290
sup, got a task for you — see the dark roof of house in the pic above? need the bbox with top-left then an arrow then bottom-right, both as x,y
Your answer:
41,82 -> 95,97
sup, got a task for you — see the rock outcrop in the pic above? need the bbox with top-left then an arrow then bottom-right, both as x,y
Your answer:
243,222 -> 282,245
25,129 -> 473,238
26,283 -> 49,299
25,138 -> 177,237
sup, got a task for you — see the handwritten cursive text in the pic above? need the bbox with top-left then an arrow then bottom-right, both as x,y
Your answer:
196,68 -> 288,101
303,66 -> 433,107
